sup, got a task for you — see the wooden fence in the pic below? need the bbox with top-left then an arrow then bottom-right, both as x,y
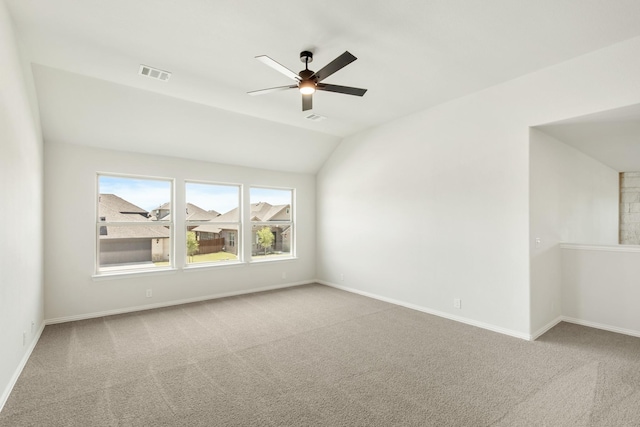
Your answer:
197,237 -> 225,254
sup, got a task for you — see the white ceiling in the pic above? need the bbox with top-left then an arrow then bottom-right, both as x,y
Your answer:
537,103 -> 640,172
7,0 -> 640,173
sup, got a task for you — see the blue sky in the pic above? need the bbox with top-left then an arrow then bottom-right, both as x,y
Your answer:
99,176 -> 170,211
250,187 -> 292,207
186,182 -> 239,214
99,176 -> 291,214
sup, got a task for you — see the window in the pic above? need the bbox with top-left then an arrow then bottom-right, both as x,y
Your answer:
250,187 -> 294,260
97,174 -> 173,273
185,181 -> 241,265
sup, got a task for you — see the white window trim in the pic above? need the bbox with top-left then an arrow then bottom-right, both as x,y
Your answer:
95,173 -> 175,276
184,180 -> 243,268
249,186 -> 295,263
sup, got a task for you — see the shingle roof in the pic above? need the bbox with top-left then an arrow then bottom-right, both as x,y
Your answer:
100,224 -> 170,239
99,194 -> 148,215
187,203 -> 220,220
250,202 -> 290,221
99,193 -> 169,239
204,202 -> 290,224
155,202 -> 220,221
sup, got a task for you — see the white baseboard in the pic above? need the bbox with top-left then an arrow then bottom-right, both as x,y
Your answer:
530,316 -> 563,341
45,280 -> 312,325
318,280 -> 531,341
561,316 -> 640,338
0,321 -> 45,413
319,281 -> 640,341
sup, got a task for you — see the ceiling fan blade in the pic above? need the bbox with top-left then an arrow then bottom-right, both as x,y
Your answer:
302,94 -> 312,111
317,83 -> 367,97
255,55 -> 300,81
248,85 -> 297,96
312,51 -> 357,82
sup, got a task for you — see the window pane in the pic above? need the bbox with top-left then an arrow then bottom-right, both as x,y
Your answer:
186,182 -> 240,265
97,175 -> 172,273
186,182 -> 239,219
98,224 -> 171,270
98,176 -> 171,222
251,224 -> 292,259
186,226 -> 239,264
250,188 -> 292,221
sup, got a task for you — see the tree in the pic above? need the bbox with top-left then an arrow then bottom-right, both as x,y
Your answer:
186,231 -> 199,262
256,226 -> 274,255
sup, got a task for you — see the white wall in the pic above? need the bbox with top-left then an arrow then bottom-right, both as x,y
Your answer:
317,36 -> 640,339
529,128 -> 619,336
562,245 -> 640,336
0,0 -> 44,410
44,142 -> 316,321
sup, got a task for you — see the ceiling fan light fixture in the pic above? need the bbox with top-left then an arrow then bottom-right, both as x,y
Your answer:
299,80 -> 316,95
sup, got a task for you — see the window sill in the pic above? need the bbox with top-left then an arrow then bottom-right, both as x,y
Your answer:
183,261 -> 245,271
249,256 -> 298,264
92,267 -> 178,281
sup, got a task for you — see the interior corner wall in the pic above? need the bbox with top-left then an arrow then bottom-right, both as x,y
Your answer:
316,36 -> 640,339
0,0 -> 44,410
43,142 -> 316,321
529,128 -> 618,336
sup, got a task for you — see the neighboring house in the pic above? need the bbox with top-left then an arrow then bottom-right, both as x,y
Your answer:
152,202 -> 223,254
151,202 -> 220,223
191,207 -> 238,255
98,194 -> 170,265
99,195 -> 289,262
250,202 -> 291,255
192,202 -> 291,256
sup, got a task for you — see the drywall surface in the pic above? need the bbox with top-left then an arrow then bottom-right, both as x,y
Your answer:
0,0 -> 44,410
562,245 -> 640,336
32,65 -> 341,175
43,142 -> 316,320
529,128 -> 618,335
317,36 -> 640,338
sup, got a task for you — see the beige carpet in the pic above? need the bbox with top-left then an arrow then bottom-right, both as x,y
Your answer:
1,283 -> 640,426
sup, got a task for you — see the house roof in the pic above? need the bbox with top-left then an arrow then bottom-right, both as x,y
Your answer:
155,202 -> 220,221
191,202 -> 289,234
99,194 -> 148,217
208,202 -> 290,224
100,225 -> 170,240
99,193 -> 169,239
187,203 -> 220,221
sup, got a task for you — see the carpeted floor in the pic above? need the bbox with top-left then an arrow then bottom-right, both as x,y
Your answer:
1,283 -> 640,426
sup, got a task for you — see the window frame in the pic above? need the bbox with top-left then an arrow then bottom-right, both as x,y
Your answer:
250,186 -> 295,262
95,172 -> 175,276
184,180 -> 243,268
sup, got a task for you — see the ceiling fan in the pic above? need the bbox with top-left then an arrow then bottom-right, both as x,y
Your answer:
248,50 -> 367,111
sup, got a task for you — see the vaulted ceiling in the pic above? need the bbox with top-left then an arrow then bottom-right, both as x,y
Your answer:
7,0 -> 640,172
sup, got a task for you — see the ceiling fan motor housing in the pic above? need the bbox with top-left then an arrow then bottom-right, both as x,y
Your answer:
300,51 -> 313,63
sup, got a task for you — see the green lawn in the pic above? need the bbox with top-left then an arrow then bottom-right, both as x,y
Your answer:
154,251 -> 238,266
190,251 -> 238,263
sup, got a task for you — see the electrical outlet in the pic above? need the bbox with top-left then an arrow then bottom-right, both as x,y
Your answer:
454,298 -> 462,309
340,273 -> 344,281
282,272 -> 287,279
535,238 -> 541,248
22,331 -> 26,346
146,289 -> 152,298
31,320 -> 35,334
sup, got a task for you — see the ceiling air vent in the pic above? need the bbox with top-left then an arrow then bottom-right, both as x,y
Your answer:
139,65 -> 171,82
305,114 -> 326,122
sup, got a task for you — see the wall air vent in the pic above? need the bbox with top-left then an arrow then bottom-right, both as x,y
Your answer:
305,114 -> 326,122
139,65 -> 171,82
